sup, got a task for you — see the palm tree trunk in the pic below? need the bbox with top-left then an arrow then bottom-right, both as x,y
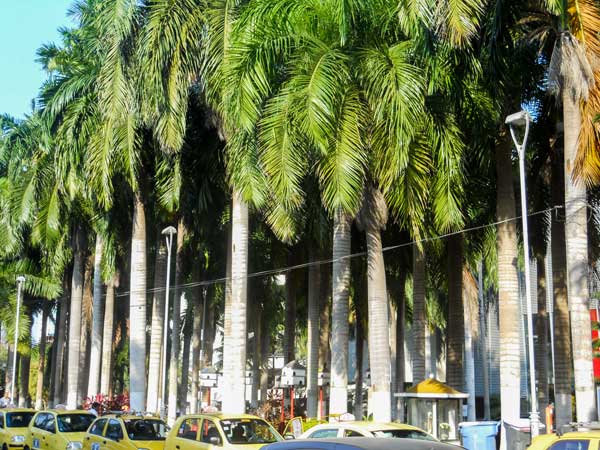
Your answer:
330,209 -> 352,415
552,147 -> 573,429
87,234 -> 104,398
365,220 -> 392,422
52,292 -> 68,406
478,261 -> 491,420
179,304 -> 193,413
395,272 -> 406,421
496,134 -> 522,439
319,266 -> 331,373
464,267 -> 477,422
222,192 -> 249,413
78,255 -> 93,404
412,245 -> 426,383
100,274 -> 116,396
306,246 -> 321,418
535,256 -> 549,423
168,217 -> 186,422
147,238 -> 167,412
563,90 -> 596,422
35,305 -> 49,410
129,192 -> 148,411
190,270 -> 203,414
67,225 -> 85,409
354,314 -> 364,420
446,235 -> 464,390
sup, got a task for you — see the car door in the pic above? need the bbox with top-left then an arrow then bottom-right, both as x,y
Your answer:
104,419 -> 127,450
30,413 -> 49,450
198,419 -> 224,450
41,415 -> 58,450
169,417 -> 203,450
86,418 -> 108,450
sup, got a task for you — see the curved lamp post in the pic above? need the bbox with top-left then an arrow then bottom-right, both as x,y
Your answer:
505,110 -> 539,438
160,226 -> 177,419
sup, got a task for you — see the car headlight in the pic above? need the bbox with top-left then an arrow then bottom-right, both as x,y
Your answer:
65,442 -> 83,450
10,435 -> 25,443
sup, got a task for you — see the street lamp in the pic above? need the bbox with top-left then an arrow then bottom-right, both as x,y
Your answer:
11,276 -> 25,405
505,110 -> 539,438
160,226 -> 177,418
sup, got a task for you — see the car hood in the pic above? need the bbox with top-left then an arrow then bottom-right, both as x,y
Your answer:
5,427 -> 29,435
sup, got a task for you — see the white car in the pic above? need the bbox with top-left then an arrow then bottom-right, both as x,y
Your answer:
299,421 -> 437,441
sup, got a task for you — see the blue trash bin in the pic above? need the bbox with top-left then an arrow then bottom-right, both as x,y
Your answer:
459,421 -> 500,450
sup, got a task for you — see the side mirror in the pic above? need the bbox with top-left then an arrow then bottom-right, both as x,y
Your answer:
284,434 -> 295,440
210,436 -> 222,446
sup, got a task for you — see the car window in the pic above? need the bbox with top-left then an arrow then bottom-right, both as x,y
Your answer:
89,419 -> 107,436
6,412 -> 35,428
124,419 -> 168,440
343,429 -> 363,437
220,418 -> 281,444
200,420 -> 221,445
33,413 -> 49,430
309,429 -> 339,439
57,414 -> 95,433
372,429 -> 437,441
106,420 -> 124,441
178,418 -> 200,441
45,417 -> 56,434
548,441 -> 590,450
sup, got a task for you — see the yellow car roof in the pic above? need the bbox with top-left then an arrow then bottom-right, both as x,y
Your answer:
0,408 -> 36,413
45,409 -> 93,415
560,431 -> 600,439
181,413 -> 264,421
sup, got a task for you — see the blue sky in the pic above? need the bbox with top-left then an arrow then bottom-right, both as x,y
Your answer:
1,0 -> 74,119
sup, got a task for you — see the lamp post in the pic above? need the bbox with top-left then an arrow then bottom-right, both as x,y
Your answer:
11,276 -> 25,405
505,110 -> 539,438
160,226 -> 177,419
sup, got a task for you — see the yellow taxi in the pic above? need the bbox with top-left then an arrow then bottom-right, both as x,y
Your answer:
298,421 -> 437,441
528,431 -> 600,449
24,409 -> 96,450
165,413 -> 283,450
0,408 -> 36,449
83,414 -> 168,450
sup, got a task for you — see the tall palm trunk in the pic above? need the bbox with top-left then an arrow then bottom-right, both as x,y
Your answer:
222,192 -> 249,413
463,268 -> 478,422
147,239 -> 167,412
563,90 -> 596,422
179,304 -> 193,413
354,314 -> 364,419
190,268 -> 203,414
67,225 -> 85,409
360,187 -> 391,422
52,292 -> 68,406
284,256 -> 297,363
446,235 -> 464,390
35,305 -> 49,410
129,192 -> 148,411
330,209 -> 352,415
87,234 -> 104,398
552,148 -> 573,429
319,266 -> 331,372
168,218 -> 186,422
495,135 -> 522,440
412,245 -> 426,383
395,272 -> 407,420
100,274 -> 116,396
306,246 -> 321,418
535,256 -> 549,421
78,255 -> 93,403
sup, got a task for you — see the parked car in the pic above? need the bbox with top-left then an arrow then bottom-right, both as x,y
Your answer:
165,413 -> 283,450
83,414 -> 168,450
24,410 -> 95,450
0,408 -> 36,449
527,430 -> 600,450
262,437 -> 463,450
299,422 -> 436,442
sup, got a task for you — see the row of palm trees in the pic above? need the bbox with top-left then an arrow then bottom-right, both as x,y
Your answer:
1,0 -> 600,438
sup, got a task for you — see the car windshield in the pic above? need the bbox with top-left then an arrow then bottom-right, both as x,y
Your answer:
220,419 -> 281,444
372,429 -> 437,441
57,414 -> 95,433
124,419 -> 168,441
6,412 -> 35,428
